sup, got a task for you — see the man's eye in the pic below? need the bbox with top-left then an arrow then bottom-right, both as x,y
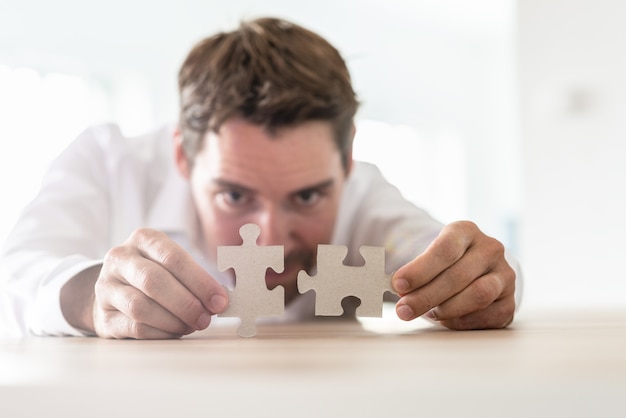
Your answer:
294,190 -> 321,207
221,190 -> 248,206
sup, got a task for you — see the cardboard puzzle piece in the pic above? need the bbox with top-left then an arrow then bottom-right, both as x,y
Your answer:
217,224 -> 284,337
297,245 -> 395,317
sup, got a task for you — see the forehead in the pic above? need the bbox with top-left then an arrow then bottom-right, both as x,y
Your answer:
196,118 -> 343,191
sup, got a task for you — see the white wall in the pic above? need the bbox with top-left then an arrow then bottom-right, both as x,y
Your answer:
518,0 -> 626,308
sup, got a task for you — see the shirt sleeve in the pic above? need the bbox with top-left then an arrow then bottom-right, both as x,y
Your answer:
0,126 -> 114,337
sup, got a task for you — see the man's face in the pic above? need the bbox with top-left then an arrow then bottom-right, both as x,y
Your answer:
177,117 -> 351,303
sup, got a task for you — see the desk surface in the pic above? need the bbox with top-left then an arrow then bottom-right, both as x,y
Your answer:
1,309 -> 625,418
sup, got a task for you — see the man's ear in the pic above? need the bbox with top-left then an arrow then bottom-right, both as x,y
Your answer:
173,126 -> 191,179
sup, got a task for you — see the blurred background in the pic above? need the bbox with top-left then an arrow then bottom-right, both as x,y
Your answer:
0,0 -> 624,310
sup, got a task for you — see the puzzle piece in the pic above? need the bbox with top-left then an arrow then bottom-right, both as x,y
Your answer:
217,223 -> 284,337
297,245 -> 394,317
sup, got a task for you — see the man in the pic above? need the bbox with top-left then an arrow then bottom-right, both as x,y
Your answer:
0,17 -> 520,339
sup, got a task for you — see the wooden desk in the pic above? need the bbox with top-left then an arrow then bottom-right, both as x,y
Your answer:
1,309 -> 625,418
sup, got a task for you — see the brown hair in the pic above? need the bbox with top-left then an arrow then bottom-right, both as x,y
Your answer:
177,17 -> 359,170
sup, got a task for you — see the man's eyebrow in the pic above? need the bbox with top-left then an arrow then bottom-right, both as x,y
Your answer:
212,178 -> 335,195
290,179 -> 335,195
212,179 -> 256,194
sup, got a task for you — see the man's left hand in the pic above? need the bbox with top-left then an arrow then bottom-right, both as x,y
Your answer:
392,221 -> 516,329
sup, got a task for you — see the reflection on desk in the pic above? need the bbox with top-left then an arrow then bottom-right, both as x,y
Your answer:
1,309 -> 625,418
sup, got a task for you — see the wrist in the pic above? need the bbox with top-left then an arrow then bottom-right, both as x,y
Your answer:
60,264 -> 101,334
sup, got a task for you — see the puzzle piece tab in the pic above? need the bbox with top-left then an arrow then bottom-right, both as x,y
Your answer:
217,223 -> 284,337
297,245 -> 394,317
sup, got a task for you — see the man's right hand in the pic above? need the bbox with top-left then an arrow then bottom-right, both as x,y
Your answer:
63,228 -> 229,339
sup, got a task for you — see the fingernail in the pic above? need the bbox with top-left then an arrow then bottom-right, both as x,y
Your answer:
197,312 -> 212,329
396,304 -> 415,321
209,294 -> 228,312
393,278 -> 410,294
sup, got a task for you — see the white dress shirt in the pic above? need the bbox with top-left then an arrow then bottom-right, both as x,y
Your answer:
0,124 -> 521,337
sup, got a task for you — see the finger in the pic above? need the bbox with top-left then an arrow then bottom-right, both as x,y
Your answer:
96,309 -> 185,339
429,273 -> 515,320
94,275 -> 195,337
109,283 -> 196,336
394,245 -> 495,320
129,229 -> 228,313
392,221 -> 476,294
435,296 -> 516,330
111,248 -> 214,331
103,243 -> 213,330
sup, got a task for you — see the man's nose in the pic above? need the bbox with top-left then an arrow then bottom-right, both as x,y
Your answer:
253,206 -> 292,247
